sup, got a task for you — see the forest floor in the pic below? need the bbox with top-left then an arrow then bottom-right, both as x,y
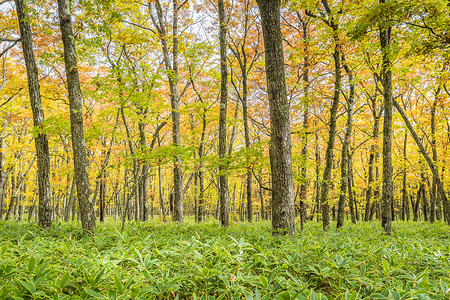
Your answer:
0,219 -> 449,299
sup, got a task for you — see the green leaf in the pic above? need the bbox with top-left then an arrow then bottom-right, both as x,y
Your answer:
28,256 -> 36,273
59,272 -> 70,289
382,259 -> 389,276
113,271 -> 123,294
259,274 -> 268,289
1,243 -> 8,255
277,291 -> 291,300
310,289 -> 318,300
440,279 -> 449,295
85,288 -> 107,299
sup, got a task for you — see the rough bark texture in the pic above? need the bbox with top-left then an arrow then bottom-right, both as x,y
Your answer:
336,59 -> 354,228
365,103 -> 381,221
256,0 -> 295,236
401,133 -> 409,221
139,121 -> 149,221
57,0 -> 96,232
218,0 -> 229,227
348,153 -> 357,223
319,30 -> 341,231
299,15 -> 310,230
379,3 -> 393,235
197,104 -> 207,222
15,0 -> 52,229
430,91 -> 439,222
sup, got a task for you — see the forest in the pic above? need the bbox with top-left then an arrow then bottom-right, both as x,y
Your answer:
1,0 -> 450,298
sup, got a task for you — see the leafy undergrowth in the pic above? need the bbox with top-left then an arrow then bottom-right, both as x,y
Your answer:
0,219 -> 449,299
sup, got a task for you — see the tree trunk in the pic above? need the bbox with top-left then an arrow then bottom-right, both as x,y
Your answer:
430,89 -> 439,222
421,173 -> 429,221
401,132 -> 408,221
218,0 -> 229,227
299,16 -> 310,230
319,31 -> 341,231
256,0 -> 295,236
365,116 -> 380,221
64,179 -> 75,222
379,1 -> 393,235
0,137 -> 6,220
393,98 -> 450,225
337,58 -> 355,228
15,0 -> 52,229
5,172 -> 15,221
348,154 -> 357,223
57,0 -> 95,233
139,121 -> 149,221
314,129 -> 321,222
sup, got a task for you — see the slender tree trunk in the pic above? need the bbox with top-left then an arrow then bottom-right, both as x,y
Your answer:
218,0 -> 229,227
379,2 -> 393,235
430,90 -> 439,222
414,185 -> 421,222
314,129 -> 321,222
320,30 -> 341,231
151,0 -> 183,222
337,58 -> 355,228
99,175 -> 106,222
421,173 -> 429,221
64,179 -> 75,222
401,133 -> 408,221
0,137 -> 6,220
57,0 -> 95,232
299,16 -> 310,230
256,0 -> 295,235
15,0 -> 52,228
5,172 -> 16,221
158,165 -> 166,218
348,154 -> 357,223
259,171 -> 265,220
139,121 -> 149,221
393,98 -> 450,225
365,117 -> 380,221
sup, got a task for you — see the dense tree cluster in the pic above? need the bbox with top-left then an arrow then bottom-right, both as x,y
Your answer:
1,0 -> 450,235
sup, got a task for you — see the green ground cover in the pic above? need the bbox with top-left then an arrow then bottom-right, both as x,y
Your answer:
0,219 -> 449,299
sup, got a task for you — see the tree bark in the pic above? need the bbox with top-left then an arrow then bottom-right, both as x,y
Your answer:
401,132 -> 409,221
218,0 -> 229,227
430,89 -> 439,222
319,29 -> 341,231
337,57 -> 355,228
57,0 -> 96,232
139,121 -> 149,221
15,0 -> 52,228
348,153 -> 357,223
256,0 -> 295,236
299,15 -> 310,230
379,1 -> 393,235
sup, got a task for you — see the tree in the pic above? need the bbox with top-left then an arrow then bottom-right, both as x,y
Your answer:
336,56 -> 356,228
379,0 -> 393,235
57,0 -> 96,232
256,0 -> 295,236
150,0 -> 184,222
218,0 -> 229,227
15,0 -> 52,228
307,0 -> 342,231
